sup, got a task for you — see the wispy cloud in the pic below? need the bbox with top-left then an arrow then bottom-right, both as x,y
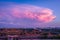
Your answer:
0,2 -> 56,28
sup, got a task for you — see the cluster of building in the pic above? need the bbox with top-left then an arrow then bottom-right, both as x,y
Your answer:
0,28 -> 60,40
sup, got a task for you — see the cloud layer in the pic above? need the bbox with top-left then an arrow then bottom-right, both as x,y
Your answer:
0,4 -> 56,28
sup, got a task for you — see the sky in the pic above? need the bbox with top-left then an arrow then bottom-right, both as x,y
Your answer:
0,0 -> 60,28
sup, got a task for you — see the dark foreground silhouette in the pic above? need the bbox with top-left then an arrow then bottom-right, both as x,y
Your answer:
0,28 -> 60,40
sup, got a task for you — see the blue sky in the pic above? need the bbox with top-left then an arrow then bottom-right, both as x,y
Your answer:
0,0 -> 60,28
0,0 -> 60,22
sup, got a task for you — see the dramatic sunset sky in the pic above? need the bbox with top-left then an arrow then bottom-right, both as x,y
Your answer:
0,0 -> 60,28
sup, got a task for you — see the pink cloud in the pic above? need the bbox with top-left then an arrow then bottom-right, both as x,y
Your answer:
10,5 -> 56,23
0,4 -> 56,28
